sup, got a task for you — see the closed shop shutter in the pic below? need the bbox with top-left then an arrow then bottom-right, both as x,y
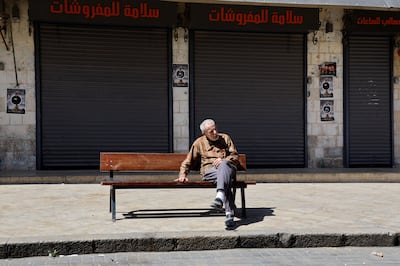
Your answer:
346,35 -> 392,167
193,31 -> 305,167
38,24 -> 170,169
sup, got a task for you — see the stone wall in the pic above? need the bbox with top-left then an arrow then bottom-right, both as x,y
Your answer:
307,8 -> 344,168
172,22 -> 190,153
0,0 -> 35,170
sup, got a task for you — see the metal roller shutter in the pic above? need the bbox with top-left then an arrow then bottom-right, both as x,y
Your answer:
38,24 -> 170,169
346,35 -> 392,167
193,31 -> 305,167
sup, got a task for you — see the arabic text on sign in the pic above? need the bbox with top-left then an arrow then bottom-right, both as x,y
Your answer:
50,0 -> 160,19
357,16 -> 400,26
208,7 -> 304,26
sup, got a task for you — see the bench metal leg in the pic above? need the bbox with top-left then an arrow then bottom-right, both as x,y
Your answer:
110,186 -> 116,222
241,187 -> 246,218
109,170 -> 114,214
109,192 -> 112,213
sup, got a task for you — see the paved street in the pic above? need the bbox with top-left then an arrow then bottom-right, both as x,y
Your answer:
1,247 -> 400,265
0,182 -> 399,259
1,183 -> 400,237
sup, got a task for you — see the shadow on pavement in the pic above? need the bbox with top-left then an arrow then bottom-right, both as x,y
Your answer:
122,208 -> 225,219
235,207 -> 275,229
121,207 -> 275,228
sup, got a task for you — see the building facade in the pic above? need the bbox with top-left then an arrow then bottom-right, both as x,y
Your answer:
0,0 -> 400,170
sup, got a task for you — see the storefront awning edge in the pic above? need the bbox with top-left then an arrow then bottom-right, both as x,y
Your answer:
166,0 -> 400,10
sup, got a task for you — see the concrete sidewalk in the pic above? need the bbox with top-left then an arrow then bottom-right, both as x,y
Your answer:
2,167 -> 400,184
0,182 -> 399,258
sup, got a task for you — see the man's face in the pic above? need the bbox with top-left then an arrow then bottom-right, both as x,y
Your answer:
204,124 -> 219,141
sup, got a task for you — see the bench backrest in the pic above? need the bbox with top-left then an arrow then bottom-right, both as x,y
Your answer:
100,152 -> 247,172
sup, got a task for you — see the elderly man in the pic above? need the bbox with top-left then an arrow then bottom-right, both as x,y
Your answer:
176,119 -> 241,229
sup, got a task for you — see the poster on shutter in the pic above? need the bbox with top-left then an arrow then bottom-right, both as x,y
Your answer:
172,64 -> 189,87
320,76 -> 333,98
7,89 -> 25,114
320,100 -> 334,121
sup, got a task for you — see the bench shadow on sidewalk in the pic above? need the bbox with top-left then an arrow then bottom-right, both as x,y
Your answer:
122,207 -> 275,227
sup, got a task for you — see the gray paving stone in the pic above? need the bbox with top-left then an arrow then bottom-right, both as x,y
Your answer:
1,247 -> 400,265
0,182 -> 399,258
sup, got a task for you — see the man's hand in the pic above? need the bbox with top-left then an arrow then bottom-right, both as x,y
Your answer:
213,158 -> 224,168
175,175 -> 189,182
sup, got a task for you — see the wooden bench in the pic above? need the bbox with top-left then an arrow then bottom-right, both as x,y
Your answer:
100,152 -> 255,222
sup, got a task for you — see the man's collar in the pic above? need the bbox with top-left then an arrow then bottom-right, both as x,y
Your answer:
205,134 -> 222,148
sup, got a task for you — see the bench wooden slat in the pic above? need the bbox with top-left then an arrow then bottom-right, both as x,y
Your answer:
101,180 -> 256,188
100,153 -> 186,171
100,152 -> 247,172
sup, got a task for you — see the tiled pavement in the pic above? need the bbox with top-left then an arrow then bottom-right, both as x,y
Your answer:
0,180 -> 399,259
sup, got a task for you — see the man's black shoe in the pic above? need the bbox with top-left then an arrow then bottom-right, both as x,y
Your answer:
225,214 -> 235,230
210,198 -> 223,209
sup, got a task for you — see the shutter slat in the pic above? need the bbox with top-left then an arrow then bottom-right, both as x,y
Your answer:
39,24 -> 170,169
347,35 -> 392,167
193,31 -> 305,167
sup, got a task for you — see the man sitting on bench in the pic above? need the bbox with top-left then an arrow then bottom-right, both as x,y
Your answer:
176,118 -> 241,230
